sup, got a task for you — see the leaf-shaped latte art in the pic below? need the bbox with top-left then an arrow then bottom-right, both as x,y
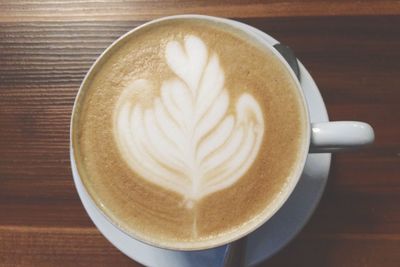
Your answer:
114,35 -> 264,207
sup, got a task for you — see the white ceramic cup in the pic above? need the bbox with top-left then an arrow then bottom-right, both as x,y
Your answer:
70,14 -> 375,255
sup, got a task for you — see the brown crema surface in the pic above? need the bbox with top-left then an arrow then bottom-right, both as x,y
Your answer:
72,18 -> 306,249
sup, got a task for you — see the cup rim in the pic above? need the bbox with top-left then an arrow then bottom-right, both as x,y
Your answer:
70,14 -> 311,251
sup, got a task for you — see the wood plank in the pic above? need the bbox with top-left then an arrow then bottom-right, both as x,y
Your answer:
263,232 -> 400,267
0,226 -> 399,267
0,0 -> 399,22
0,226 -> 138,266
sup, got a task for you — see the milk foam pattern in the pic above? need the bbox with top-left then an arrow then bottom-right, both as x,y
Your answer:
114,35 -> 264,207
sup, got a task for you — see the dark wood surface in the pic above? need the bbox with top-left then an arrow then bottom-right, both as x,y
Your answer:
1,1 -> 400,266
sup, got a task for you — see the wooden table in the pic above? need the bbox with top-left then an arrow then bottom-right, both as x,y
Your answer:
1,1 -> 399,266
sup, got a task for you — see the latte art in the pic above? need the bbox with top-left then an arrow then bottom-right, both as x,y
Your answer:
114,36 -> 264,206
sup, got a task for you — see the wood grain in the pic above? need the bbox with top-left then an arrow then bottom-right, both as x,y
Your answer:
0,0 -> 400,22
0,2 -> 399,266
0,226 -> 134,266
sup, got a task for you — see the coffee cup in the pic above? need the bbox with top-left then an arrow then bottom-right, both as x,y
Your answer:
70,14 -> 374,254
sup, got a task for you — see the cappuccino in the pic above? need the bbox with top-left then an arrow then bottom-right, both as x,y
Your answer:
72,18 -> 306,249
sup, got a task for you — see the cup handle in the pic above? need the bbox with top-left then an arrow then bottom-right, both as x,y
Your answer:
310,121 -> 375,153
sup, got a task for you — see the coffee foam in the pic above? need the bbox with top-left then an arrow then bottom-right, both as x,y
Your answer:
114,35 -> 264,210
72,19 -> 306,249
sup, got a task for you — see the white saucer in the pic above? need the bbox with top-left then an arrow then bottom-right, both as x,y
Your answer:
71,23 -> 331,267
